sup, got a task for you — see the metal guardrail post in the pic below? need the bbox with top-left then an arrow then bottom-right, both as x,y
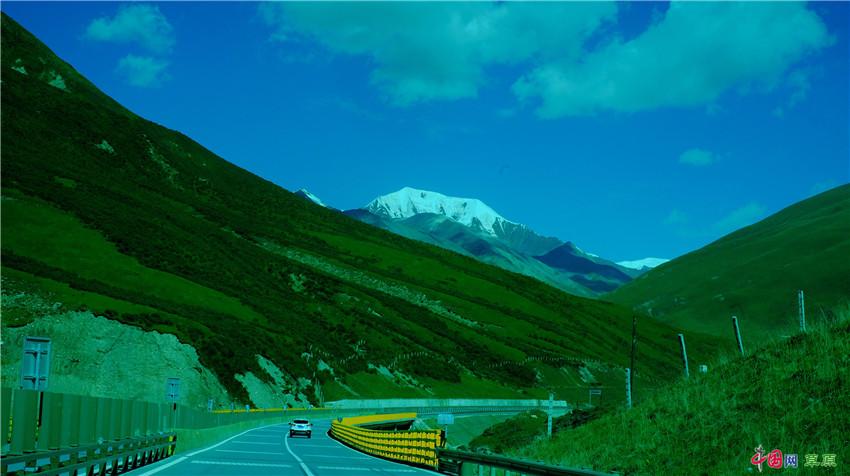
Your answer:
10,389 -> 39,455
38,392 -> 62,451
96,397 -> 112,442
437,448 -> 616,476
75,394 -> 93,447
1,387 -> 12,447
132,400 -> 144,437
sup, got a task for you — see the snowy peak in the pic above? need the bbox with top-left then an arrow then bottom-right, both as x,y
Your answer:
295,188 -> 328,208
617,257 -> 669,270
365,187 -> 514,236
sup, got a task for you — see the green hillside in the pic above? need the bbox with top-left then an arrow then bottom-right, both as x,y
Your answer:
0,13 -> 719,404
608,184 -> 850,338
511,305 -> 850,475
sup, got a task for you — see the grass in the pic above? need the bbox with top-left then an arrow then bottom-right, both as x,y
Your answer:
1,12 -> 720,403
608,184 -> 850,338
421,414 -> 517,448
508,304 -> 850,475
1,191 -> 267,325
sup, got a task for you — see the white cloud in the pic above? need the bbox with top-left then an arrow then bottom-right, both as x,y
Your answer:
260,2 -> 615,105
261,3 -> 831,117
712,202 -> 766,235
809,180 -> 840,196
86,4 -> 175,54
513,2 -> 831,117
679,148 -> 716,167
664,209 -> 688,226
116,55 -> 169,88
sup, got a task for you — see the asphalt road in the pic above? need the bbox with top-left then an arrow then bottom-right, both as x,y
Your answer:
125,419 -> 436,476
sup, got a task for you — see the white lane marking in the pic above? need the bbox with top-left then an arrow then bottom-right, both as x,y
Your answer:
185,423 -> 288,457
231,440 -> 280,445
316,466 -> 371,471
284,434 -> 317,476
191,460 -> 293,468
127,423 -> 288,475
215,449 -> 284,456
326,437 -> 436,474
132,457 -> 187,476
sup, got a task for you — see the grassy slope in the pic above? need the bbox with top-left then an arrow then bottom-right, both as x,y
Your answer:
0,13 -> 719,403
512,306 -> 850,475
608,184 -> 850,337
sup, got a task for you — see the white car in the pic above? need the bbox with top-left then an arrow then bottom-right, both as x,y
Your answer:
289,419 -> 312,438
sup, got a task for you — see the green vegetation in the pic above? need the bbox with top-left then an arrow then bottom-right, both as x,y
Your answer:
466,410 -> 551,454
461,407 -> 609,454
1,13 -> 719,403
510,305 -> 850,475
608,184 -> 850,338
420,414 -> 516,448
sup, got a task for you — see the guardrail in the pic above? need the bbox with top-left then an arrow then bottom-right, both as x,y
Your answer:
1,433 -> 176,476
1,388 -> 575,474
329,412 -> 615,476
330,414 -> 443,469
436,448 -> 615,476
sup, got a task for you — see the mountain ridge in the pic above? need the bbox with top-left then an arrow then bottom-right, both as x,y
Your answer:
607,184 -> 850,336
1,13 -> 720,405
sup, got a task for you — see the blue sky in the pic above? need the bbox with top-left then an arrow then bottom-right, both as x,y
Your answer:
3,2 -> 848,261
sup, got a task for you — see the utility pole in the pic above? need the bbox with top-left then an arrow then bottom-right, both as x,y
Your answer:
732,316 -> 745,357
629,316 -> 637,401
677,334 -> 689,379
798,290 -> 806,333
625,368 -> 632,409
547,392 -> 553,438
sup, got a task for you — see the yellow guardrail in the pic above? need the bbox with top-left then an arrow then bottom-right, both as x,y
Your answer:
339,412 -> 417,426
330,414 -> 443,469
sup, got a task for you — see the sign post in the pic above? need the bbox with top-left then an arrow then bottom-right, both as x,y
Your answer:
165,378 -> 180,430
547,393 -> 553,438
677,334 -> 689,379
798,290 -> 806,333
625,368 -> 632,409
21,337 -> 51,391
588,387 -> 602,406
732,316 -> 745,357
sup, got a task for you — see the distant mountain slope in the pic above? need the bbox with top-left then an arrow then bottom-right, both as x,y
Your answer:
608,184 -> 850,336
0,14 -> 719,404
536,243 -> 634,293
365,187 -> 563,256
344,209 -> 596,296
353,188 -> 632,295
617,257 -> 669,271
294,188 -> 330,208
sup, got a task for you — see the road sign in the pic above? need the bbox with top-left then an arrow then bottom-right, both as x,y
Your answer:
589,389 -> 602,396
21,337 -> 51,390
165,378 -> 180,402
437,413 -> 454,425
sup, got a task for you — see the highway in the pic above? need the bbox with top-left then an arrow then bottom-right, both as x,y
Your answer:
126,419 -> 436,476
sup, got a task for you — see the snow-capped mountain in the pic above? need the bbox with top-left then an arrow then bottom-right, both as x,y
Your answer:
366,187 -> 508,235
364,187 -> 561,256
617,257 -> 669,270
294,188 -> 328,208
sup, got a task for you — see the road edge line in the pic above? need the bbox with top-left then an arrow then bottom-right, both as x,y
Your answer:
284,431 -> 317,476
